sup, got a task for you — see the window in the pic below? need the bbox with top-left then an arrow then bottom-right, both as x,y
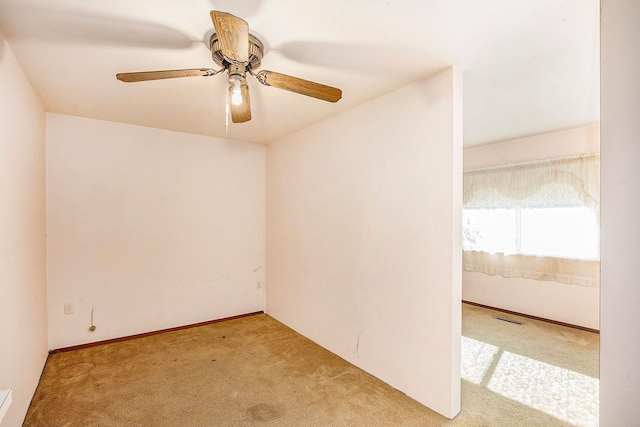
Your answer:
463,154 -> 600,286
463,205 -> 599,260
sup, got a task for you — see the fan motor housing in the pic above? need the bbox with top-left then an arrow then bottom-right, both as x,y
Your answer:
209,33 -> 264,70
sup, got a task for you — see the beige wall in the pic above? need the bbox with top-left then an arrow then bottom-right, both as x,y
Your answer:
463,125 -> 600,329
46,114 -> 265,349
464,125 -> 600,170
600,0 -> 640,424
0,31 -> 48,426
9,8 -> 640,424
266,68 -> 463,418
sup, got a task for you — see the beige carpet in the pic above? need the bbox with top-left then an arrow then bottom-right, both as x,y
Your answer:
458,305 -> 599,427
24,304 -> 599,426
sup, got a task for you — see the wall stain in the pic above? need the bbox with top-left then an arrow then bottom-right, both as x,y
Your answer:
355,328 -> 363,357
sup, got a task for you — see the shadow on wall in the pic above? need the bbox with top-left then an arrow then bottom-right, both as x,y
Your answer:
0,30 -> 6,61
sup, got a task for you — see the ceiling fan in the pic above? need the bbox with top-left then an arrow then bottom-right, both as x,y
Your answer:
116,10 -> 342,124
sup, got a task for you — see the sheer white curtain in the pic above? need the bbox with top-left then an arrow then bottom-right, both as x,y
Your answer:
463,154 -> 600,286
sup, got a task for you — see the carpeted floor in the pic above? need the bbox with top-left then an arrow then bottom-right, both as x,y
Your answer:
24,304 -> 599,426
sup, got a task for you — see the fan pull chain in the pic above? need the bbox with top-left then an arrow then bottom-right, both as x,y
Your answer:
225,77 -> 230,134
225,102 -> 229,134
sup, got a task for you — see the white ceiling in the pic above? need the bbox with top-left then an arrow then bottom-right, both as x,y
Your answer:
0,0 -> 600,146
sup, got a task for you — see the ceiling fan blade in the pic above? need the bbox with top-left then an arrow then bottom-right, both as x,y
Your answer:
210,11 -> 249,65
254,70 -> 342,103
230,81 -> 251,123
116,68 -> 219,82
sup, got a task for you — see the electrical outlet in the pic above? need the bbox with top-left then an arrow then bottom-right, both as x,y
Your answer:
64,303 -> 74,315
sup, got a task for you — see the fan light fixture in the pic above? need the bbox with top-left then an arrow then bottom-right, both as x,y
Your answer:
115,10 -> 342,124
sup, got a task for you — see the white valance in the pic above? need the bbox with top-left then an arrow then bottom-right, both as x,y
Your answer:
464,154 -> 600,213
463,153 -> 600,286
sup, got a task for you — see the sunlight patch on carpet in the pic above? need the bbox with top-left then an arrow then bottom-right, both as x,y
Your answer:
460,336 -> 499,384
487,351 -> 599,427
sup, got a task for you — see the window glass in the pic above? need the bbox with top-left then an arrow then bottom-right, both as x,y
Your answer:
520,206 -> 599,260
463,206 -> 599,260
463,208 -> 517,255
